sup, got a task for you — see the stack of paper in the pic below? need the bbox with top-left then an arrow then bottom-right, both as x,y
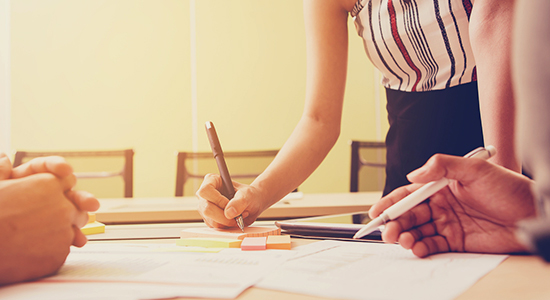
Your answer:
179,226 -> 281,240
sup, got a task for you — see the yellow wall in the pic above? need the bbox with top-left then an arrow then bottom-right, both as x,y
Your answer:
1,0 -> 9,154
9,0 -> 388,198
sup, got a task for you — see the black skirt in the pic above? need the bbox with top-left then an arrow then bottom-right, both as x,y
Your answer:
383,81 -> 484,196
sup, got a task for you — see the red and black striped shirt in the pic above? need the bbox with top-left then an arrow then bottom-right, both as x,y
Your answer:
352,0 -> 476,92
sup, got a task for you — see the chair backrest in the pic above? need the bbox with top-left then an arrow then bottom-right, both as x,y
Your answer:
350,140 -> 386,192
13,149 -> 134,198
175,150 -> 279,197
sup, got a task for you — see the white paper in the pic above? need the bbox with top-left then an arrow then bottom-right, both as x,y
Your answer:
0,243 -> 294,300
256,240 -> 507,300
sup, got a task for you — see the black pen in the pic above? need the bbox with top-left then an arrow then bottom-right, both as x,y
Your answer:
205,121 -> 245,232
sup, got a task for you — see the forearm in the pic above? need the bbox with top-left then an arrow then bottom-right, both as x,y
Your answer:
470,0 -> 520,172
250,0 -> 350,210
251,114 -> 340,208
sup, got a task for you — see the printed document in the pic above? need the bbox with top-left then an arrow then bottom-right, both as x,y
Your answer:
0,243 -> 293,300
257,240 -> 507,300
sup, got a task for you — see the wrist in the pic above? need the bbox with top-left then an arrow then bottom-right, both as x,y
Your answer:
249,182 -> 272,213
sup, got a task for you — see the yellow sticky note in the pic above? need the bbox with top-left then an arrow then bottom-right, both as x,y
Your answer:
87,213 -> 96,223
81,221 -> 105,235
177,237 -> 242,248
266,235 -> 291,250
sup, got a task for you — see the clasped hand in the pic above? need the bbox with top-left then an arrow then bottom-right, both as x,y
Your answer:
0,153 -> 100,285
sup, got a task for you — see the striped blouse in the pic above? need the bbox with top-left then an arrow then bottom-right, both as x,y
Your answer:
351,0 -> 476,92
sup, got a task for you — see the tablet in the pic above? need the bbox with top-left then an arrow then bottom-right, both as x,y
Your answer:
275,221 -> 382,241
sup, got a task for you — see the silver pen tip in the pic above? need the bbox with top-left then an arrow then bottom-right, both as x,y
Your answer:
236,215 -> 245,232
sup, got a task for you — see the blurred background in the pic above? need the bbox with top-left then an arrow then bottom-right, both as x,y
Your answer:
0,0 -> 387,198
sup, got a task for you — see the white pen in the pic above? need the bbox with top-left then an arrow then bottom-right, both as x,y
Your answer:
353,145 -> 497,239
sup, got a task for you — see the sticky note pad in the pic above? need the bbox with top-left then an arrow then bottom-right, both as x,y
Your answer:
266,235 -> 291,250
81,221 -> 105,235
176,238 -> 242,248
87,213 -> 96,223
180,226 -> 281,240
241,237 -> 267,251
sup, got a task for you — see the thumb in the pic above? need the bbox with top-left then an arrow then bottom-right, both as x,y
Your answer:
224,191 -> 249,220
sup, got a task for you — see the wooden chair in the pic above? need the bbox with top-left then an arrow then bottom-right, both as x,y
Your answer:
13,149 -> 134,198
349,140 -> 386,224
350,140 -> 386,192
175,150 -> 280,197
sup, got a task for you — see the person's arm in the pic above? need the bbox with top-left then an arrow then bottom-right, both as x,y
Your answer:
249,0 -> 351,204
196,0 -> 352,228
469,0 -> 520,172
369,154 -> 535,258
512,0 -> 550,261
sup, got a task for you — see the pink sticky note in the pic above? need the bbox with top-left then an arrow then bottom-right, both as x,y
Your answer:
240,237 -> 267,251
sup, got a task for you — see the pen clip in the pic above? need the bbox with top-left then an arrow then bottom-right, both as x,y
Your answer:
205,121 -> 223,159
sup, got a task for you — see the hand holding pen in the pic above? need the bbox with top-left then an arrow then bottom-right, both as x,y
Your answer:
361,145 -> 536,258
354,146 -> 496,239
205,121 -> 245,232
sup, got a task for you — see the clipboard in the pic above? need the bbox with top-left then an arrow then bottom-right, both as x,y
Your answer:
275,221 -> 382,241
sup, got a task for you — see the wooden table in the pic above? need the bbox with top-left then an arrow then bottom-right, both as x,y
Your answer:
456,254 -> 550,300
95,192 -> 380,224
91,192 -> 550,299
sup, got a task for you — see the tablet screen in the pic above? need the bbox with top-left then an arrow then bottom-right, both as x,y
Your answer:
275,218 -> 382,241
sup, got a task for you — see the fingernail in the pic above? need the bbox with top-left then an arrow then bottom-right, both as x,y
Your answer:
226,207 -> 237,219
408,167 -> 424,178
